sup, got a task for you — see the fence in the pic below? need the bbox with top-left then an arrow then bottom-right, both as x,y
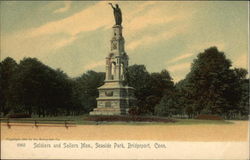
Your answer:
0,118 -> 76,128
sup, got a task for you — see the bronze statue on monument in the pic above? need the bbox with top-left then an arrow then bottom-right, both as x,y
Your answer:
109,3 -> 122,26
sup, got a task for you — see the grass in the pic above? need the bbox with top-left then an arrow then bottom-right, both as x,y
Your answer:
0,115 -> 235,125
173,118 -> 233,125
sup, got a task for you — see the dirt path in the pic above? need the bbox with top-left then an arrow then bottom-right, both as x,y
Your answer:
1,121 -> 248,141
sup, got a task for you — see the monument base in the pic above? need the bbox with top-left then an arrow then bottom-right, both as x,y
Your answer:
89,80 -> 136,116
89,107 -> 129,115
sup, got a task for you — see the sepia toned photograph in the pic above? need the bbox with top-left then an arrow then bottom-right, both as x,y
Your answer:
0,1 -> 249,159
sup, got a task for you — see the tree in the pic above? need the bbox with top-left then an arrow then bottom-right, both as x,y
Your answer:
154,94 -> 178,117
1,57 -> 105,117
174,79 -> 189,116
125,65 -> 174,115
0,57 -> 18,116
70,79 -> 85,115
150,70 -> 173,97
185,106 -> 194,118
148,70 -> 174,115
238,79 -> 249,117
45,68 -> 72,116
7,57 -> 73,117
76,70 -> 105,113
182,47 -> 246,118
124,64 -> 151,115
233,68 -> 249,118
7,57 -> 45,115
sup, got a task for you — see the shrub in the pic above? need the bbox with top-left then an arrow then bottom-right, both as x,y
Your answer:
84,115 -> 176,123
195,114 -> 223,120
128,107 -> 140,116
7,113 -> 31,118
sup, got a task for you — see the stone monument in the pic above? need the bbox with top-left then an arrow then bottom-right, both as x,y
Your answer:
90,3 -> 136,115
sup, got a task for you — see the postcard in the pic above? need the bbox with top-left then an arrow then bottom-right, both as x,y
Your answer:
0,1 -> 249,159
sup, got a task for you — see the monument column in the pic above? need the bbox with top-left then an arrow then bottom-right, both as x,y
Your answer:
105,58 -> 110,80
89,3 -> 136,115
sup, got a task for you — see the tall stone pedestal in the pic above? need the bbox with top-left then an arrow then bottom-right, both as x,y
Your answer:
89,25 -> 136,115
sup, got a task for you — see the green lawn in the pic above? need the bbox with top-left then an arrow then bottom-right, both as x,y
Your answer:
0,115 -> 234,125
173,118 -> 233,125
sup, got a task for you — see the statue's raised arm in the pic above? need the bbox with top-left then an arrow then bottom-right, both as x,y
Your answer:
108,3 -> 122,26
108,3 -> 115,9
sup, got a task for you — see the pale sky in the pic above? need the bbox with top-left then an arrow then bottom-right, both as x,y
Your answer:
0,1 -> 248,82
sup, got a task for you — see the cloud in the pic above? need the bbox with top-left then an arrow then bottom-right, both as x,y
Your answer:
3,1 -> 245,82
167,62 -> 191,72
167,62 -> 192,82
126,8 -> 174,33
26,2 -> 112,38
2,1 -> 194,61
166,41 -> 225,67
84,60 -> 105,71
127,24 -> 188,51
26,1 -> 161,39
124,3 -> 195,51
167,53 -> 194,64
190,41 -> 226,53
233,54 -> 248,69
172,75 -> 184,83
1,1 -> 112,61
53,35 -> 77,50
1,32 -> 58,61
53,1 -> 72,13
2,1 -> 168,63
125,7 -> 191,36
